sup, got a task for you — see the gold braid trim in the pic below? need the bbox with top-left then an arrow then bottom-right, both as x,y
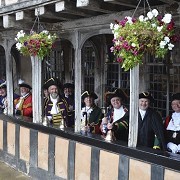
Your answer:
119,121 -> 128,129
122,120 -> 128,127
22,103 -> 32,108
17,98 -> 25,110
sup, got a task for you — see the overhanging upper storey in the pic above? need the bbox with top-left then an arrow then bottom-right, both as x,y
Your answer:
0,0 -> 179,31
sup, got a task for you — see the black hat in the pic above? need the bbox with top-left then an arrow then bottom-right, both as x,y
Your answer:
44,78 -> 60,90
139,92 -> 154,102
81,91 -> 98,100
63,83 -> 74,89
105,88 -> 128,103
171,93 -> 180,101
0,80 -> 6,89
18,79 -> 32,90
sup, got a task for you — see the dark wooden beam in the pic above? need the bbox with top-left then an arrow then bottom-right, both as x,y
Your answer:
104,0 -> 137,8
158,0 -> 178,4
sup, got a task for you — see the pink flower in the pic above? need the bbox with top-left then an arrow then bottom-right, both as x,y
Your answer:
117,57 -> 123,63
120,18 -> 128,27
110,46 -> 114,52
133,50 -> 138,56
119,36 -> 124,41
115,45 -> 121,51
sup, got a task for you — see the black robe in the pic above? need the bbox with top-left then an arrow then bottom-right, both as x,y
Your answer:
81,105 -> 103,134
107,106 -> 129,141
138,108 -> 166,150
63,94 -> 75,127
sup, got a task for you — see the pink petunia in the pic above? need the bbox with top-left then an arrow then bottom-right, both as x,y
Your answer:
117,57 -> 123,63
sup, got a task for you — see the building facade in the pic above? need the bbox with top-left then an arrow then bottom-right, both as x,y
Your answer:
0,0 -> 180,179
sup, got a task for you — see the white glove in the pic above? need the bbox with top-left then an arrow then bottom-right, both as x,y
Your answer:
167,142 -> 178,153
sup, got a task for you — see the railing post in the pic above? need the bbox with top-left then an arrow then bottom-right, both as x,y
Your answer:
31,56 -> 42,123
5,40 -> 14,116
74,31 -> 81,132
128,64 -> 139,147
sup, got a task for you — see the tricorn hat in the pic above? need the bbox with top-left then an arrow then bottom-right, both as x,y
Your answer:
44,78 -> 60,90
105,88 -> 128,103
81,91 -> 98,100
0,80 -> 6,89
18,79 -> 32,90
63,83 -> 74,89
139,92 -> 154,102
171,93 -> 180,101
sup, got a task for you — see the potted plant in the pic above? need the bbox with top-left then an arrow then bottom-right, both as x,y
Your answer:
110,9 -> 178,71
15,30 -> 57,59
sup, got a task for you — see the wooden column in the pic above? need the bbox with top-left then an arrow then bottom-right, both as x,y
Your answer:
74,31 -> 82,132
5,40 -> 14,115
31,56 -> 42,123
128,65 -> 139,147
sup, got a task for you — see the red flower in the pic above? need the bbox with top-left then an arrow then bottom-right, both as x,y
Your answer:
167,21 -> 175,31
117,57 -> 123,63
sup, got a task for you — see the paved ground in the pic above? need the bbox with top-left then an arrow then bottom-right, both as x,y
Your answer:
0,161 -> 32,180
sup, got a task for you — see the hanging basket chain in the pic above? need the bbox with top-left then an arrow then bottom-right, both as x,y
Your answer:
30,7 -> 44,34
132,0 -> 152,18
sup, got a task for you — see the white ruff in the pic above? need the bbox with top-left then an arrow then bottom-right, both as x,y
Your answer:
113,106 -> 125,123
50,95 -> 60,115
167,112 -> 180,131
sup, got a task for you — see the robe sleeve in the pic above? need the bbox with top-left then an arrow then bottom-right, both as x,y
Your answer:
152,111 -> 166,151
112,112 -> 129,131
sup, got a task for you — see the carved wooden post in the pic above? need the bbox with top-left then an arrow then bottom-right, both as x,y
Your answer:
128,64 -> 139,147
5,43 -> 14,115
31,56 -> 42,123
74,31 -> 81,132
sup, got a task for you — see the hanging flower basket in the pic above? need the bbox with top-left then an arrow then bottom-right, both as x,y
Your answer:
15,30 -> 57,59
110,9 -> 178,71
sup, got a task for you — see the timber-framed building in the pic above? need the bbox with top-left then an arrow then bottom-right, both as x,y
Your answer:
0,0 -> 180,179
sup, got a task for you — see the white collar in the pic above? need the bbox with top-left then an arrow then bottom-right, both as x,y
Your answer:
113,106 -> 125,122
139,109 -> 146,120
167,112 -> 180,131
21,92 -> 30,99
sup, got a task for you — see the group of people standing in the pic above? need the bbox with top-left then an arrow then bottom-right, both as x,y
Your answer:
43,77 -> 179,154
79,89 -> 180,154
1,77 -> 179,154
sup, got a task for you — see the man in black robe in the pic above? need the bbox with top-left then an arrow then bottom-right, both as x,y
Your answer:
138,92 -> 166,150
62,83 -> 75,127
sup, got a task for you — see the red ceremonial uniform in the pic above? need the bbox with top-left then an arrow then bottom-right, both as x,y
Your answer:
15,93 -> 33,117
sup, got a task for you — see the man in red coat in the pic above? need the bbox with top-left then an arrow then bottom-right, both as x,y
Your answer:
15,80 -> 32,117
